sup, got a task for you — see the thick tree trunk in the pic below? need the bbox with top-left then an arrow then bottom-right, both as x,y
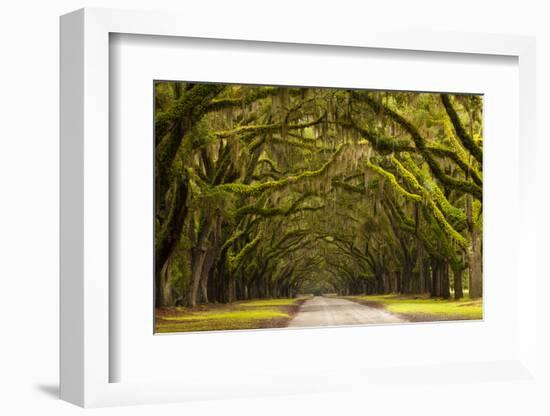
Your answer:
430,260 -> 440,297
199,247 -> 217,304
190,249 -> 207,307
156,257 -> 174,307
453,267 -> 464,300
418,258 -> 425,294
385,273 -> 392,293
467,196 -> 483,298
375,272 -> 386,294
423,259 -> 431,294
402,268 -> 410,294
200,276 -> 209,304
395,271 -> 401,294
155,180 -> 188,308
469,226 -> 482,298
401,262 -> 414,294
411,271 -> 420,294
228,278 -> 236,303
189,220 -> 213,307
440,262 -> 450,299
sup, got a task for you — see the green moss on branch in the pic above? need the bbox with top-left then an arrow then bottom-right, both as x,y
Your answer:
366,162 -> 422,202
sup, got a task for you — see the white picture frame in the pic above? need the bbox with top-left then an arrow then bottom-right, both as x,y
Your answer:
60,7 -> 538,408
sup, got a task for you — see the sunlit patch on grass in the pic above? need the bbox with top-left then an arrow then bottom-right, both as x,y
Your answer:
238,299 -> 301,307
347,294 -> 483,321
158,309 -> 289,322
155,297 -> 305,333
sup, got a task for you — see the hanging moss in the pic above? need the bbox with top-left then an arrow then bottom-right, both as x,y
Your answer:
214,113 -> 326,139
210,144 -> 347,197
234,197 -> 322,220
205,86 -> 279,113
353,91 -> 482,200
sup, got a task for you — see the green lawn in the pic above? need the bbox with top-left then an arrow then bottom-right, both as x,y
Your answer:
155,297 -> 307,333
346,294 -> 483,322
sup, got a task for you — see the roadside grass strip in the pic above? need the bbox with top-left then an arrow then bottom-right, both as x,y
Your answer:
155,297 -> 305,333
347,294 -> 483,322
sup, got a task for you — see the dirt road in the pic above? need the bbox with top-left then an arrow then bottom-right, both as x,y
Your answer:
288,296 -> 406,327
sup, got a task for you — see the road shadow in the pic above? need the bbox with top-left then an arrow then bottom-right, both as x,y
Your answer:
34,383 -> 59,399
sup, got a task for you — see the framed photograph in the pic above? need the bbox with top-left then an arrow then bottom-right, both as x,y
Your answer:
60,8 -> 538,408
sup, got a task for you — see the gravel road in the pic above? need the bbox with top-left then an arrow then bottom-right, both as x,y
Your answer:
288,296 -> 406,327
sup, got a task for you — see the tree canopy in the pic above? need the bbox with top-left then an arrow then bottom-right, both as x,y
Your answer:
154,82 -> 483,309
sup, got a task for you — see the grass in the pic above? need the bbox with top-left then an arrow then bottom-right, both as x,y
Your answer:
155,297 -> 307,333
346,294 -> 483,322
238,299 -> 302,307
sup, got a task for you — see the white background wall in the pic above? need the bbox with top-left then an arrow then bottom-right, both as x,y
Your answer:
0,1 -> 548,415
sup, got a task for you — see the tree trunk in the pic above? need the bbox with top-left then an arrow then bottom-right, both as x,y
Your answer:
467,195 -> 483,298
190,249 -> 207,307
418,258 -> 425,294
411,271 -> 420,294
199,248 -> 217,304
453,267 -> 464,300
156,257 -> 174,307
441,262 -> 450,299
434,268 -> 440,297
396,270 -> 402,293
228,278 -> 236,303
200,275 -> 209,304
376,272 -> 386,294
189,220 -> 213,307
423,259 -> 431,294
155,180 -> 188,308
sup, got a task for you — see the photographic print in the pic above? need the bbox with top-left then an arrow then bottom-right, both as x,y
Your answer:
154,82 -> 483,333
